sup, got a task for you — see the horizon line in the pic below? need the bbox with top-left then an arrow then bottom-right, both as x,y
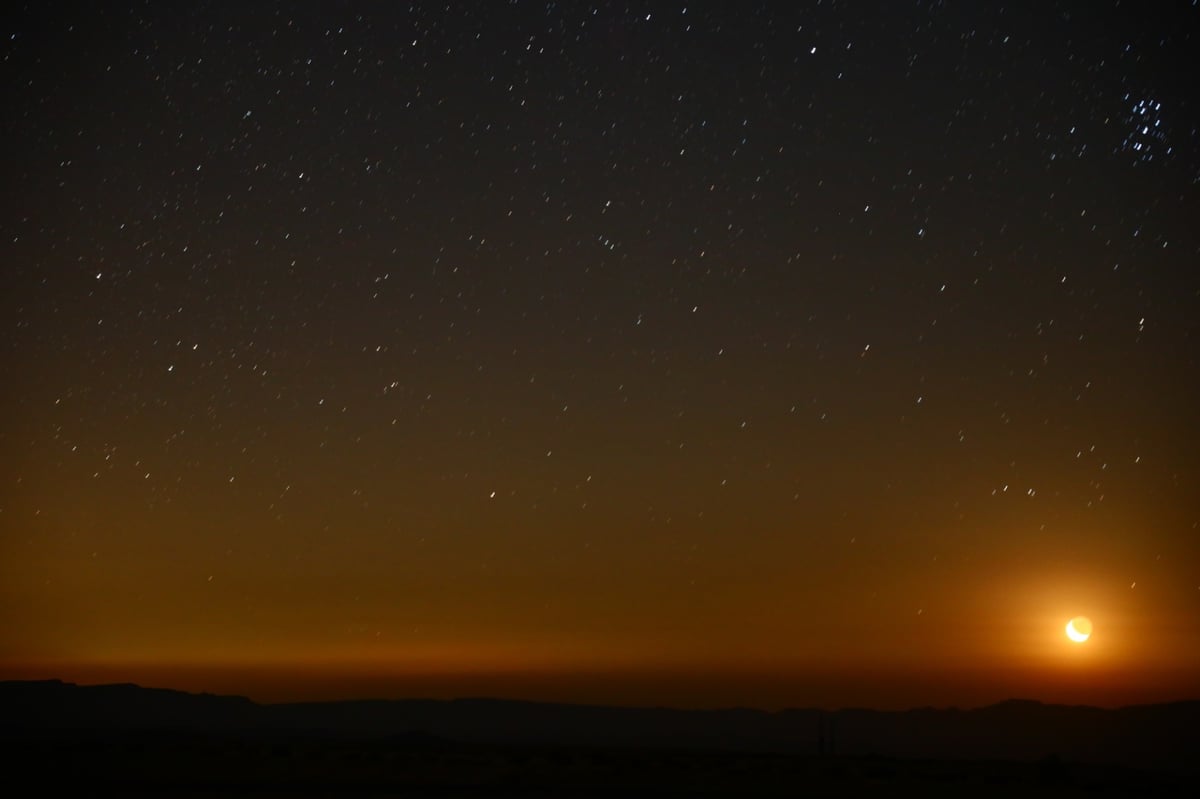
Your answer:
7,677 -> 1198,716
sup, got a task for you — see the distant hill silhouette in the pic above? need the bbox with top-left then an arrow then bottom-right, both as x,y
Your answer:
2,680 -> 1197,776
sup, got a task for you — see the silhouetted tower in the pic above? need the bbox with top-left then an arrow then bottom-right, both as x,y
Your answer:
817,713 -> 837,756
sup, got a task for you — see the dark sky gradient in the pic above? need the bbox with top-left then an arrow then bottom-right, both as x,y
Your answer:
2,1 -> 1198,710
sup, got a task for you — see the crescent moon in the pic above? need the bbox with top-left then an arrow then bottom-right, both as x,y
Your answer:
1065,617 -> 1092,643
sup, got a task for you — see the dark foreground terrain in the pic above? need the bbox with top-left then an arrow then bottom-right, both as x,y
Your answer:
3,732 -> 1191,797
2,680 -> 1195,796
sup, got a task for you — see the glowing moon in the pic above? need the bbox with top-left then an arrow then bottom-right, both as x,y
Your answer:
1065,616 -> 1093,643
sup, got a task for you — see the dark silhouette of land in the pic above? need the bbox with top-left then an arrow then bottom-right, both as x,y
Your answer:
2,679 -> 1195,795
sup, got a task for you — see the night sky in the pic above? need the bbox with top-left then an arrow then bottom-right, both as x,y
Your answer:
2,1 -> 1198,710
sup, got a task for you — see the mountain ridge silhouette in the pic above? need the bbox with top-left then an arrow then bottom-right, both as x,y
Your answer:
2,679 -> 1196,775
